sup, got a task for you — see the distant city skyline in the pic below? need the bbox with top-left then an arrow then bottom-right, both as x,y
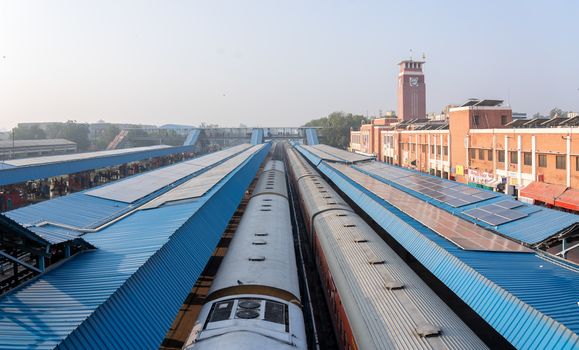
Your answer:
0,0 -> 577,131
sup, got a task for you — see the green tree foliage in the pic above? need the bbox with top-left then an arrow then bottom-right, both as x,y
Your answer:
304,111 -> 368,149
46,121 -> 90,151
12,125 -> 46,140
549,107 -> 567,118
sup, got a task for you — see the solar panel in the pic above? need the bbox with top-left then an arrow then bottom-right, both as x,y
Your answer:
360,162 -> 498,207
87,144 -> 252,203
141,145 -> 261,209
464,203 -> 528,226
494,200 -> 523,209
480,215 -> 514,226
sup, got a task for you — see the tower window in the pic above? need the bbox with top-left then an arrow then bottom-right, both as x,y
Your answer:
473,115 -> 480,126
501,115 -> 508,125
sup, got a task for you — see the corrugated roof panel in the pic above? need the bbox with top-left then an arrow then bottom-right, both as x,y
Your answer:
316,160 -> 579,349
0,145 -> 196,186
5,193 -> 128,229
0,142 -> 270,349
3,145 -> 170,167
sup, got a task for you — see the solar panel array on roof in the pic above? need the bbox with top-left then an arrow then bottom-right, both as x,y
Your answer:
464,201 -> 528,226
141,145 -> 262,209
328,163 -> 530,253
86,144 -> 251,203
300,145 -> 343,162
311,144 -> 374,163
358,162 -> 498,207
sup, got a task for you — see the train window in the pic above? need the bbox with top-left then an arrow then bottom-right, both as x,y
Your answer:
262,199 -> 273,202
264,301 -> 287,326
208,300 -> 234,323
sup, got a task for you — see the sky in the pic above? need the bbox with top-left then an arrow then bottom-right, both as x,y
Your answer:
0,0 -> 578,130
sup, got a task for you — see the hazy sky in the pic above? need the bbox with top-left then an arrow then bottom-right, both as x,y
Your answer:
0,0 -> 577,130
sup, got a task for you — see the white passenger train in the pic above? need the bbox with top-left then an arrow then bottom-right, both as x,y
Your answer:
183,158 -> 307,350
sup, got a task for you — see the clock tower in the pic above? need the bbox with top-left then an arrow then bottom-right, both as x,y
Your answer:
397,59 -> 426,121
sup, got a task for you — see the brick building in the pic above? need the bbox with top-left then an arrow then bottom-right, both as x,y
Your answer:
350,101 -> 579,212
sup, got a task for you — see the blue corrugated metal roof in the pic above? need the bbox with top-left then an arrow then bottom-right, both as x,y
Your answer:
305,128 -> 319,145
4,145 -> 255,241
315,160 -> 579,349
352,161 -> 579,245
5,193 -> 129,230
250,128 -> 264,145
0,143 -> 270,349
183,129 -> 201,146
0,145 -> 194,186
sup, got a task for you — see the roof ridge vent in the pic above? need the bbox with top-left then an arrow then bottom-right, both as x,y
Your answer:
416,323 -> 442,337
368,259 -> 385,265
248,256 -> 266,261
385,281 -> 405,290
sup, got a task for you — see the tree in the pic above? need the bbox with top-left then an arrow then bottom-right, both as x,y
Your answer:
12,125 -> 46,140
549,107 -> 567,118
304,112 -> 369,149
45,121 -> 90,151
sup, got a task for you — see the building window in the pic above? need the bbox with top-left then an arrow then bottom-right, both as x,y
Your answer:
510,151 -> 518,164
411,144 -> 415,152
556,155 -> 566,170
487,150 -> 493,161
576,156 -> 579,171
538,154 -> 547,168
478,149 -> 485,160
497,150 -> 505,163
469,148 -> 476,159
501,115 -> 508,125
473,115 -> 480,126
422,145 -> 427,153
437,146 -> 441,155
443,146 -> 448,156
523,152 -> 532,166
431,145 -> 435,154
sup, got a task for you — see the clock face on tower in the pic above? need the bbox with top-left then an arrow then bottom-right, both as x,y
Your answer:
409,77 -> 419,87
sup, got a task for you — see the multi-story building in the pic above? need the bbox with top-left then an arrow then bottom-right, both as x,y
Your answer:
351,101 -> 579,211
350,58 -> 579,211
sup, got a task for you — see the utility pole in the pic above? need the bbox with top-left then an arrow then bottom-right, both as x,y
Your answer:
11,127 -> 15,159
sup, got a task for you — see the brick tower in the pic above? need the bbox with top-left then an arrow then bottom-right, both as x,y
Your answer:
397,60 -> 426,121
